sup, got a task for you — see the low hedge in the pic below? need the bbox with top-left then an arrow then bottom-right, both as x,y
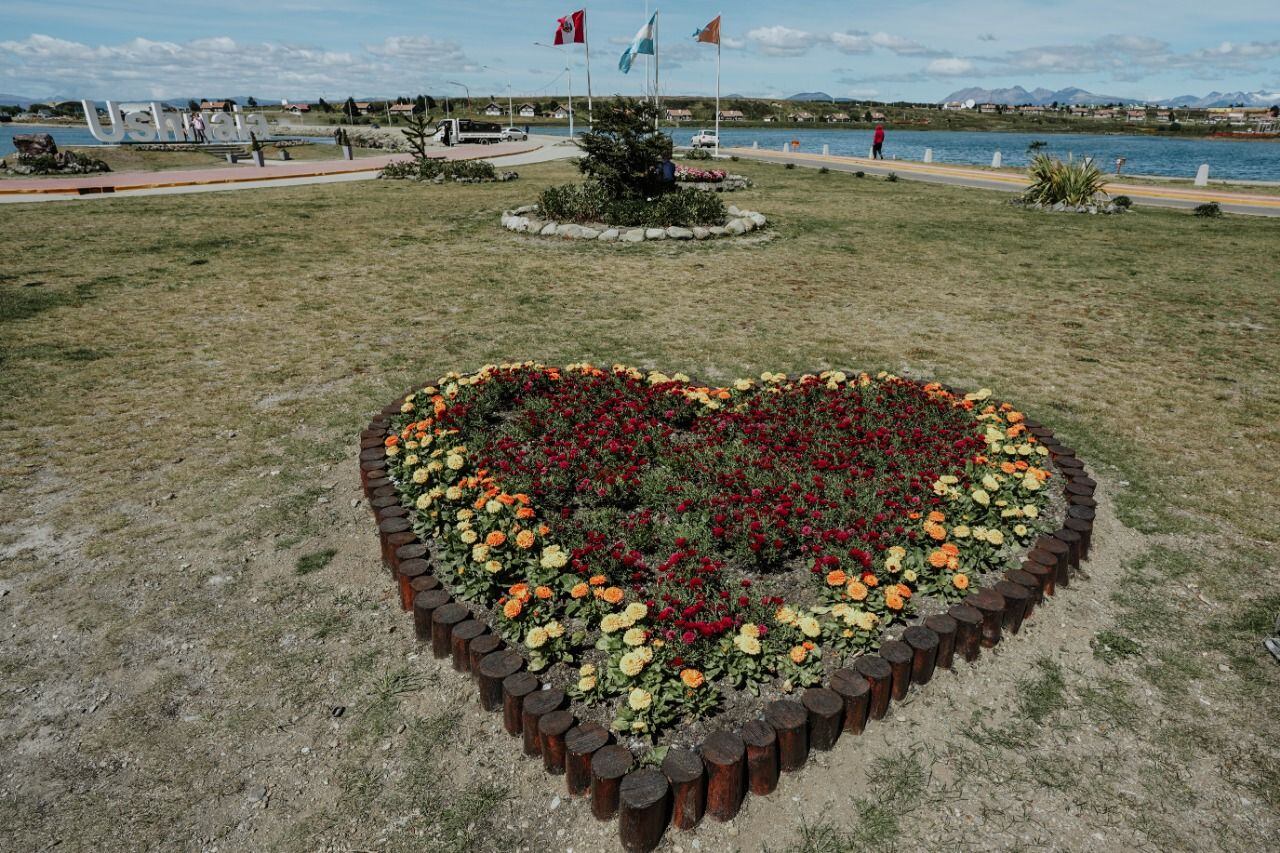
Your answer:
537,183 -> 727,228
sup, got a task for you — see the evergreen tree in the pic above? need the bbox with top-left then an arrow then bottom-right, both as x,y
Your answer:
187,99 -> 200,112
344,97 -> 357,120
317,98 -> 331,113
414,95 -> 427,114
401,111 -> 434,161
425,95 -> 437,110
576,99 -> 667,200
247,96 -> 258,107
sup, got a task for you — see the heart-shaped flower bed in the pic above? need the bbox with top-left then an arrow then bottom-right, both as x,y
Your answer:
380,363 -> 1057,738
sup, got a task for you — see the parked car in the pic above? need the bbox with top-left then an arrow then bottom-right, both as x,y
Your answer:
690,129 -> 719,148
501,127 -> 528,141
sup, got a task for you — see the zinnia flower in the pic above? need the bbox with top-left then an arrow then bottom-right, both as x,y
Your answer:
628,688 -> 652,711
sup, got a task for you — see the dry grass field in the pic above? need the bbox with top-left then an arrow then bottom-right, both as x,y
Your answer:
1,159 -> 1277,852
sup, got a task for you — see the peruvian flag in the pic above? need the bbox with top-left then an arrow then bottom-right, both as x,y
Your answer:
554,10 -> 585,45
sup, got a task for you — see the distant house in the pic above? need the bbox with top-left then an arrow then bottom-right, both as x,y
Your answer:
869,111 -> 886,121
719,110 -> 745,121
826,112 -> 851,123
550,103 -> 573,119
354,102 -> 373,115
388,103 -> 416,116
518,103 -> 538,118
665,108 -> 693,122
483,101 -> 503,116
762,115 -> 778,122
1070,106 -> 1091,117
1126,109 -> 1147,122
940,101 -> 966,111
1155,110 -> 1171,122
285,103 -> 311,115
1019,105 -> 1045,116
199,100 -> 234,111
788,111 -> 814,122
1093,109 -> 1117,119
978,103 -> 998,114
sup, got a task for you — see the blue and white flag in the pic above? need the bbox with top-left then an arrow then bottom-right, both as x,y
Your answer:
618,12 -> 657,73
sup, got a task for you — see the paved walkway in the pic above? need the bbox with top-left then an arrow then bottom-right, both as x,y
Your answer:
724,147 -> 1280,217
0,136 -> 579,203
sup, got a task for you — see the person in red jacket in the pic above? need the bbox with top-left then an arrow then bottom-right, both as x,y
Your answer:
872,123 -> 886,159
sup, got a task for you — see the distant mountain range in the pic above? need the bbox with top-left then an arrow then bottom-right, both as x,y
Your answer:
941,85 -> 1280,108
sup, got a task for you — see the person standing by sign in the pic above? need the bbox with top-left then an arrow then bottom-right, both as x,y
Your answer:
872,123 -> 885,159
191,111 -> 207,144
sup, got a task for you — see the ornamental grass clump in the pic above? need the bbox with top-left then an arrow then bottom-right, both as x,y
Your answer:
1023,153 -> 1108,206
384,364 -> 1055,736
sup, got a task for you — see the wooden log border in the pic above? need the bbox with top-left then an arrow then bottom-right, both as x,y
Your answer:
358,384 -> 1098,852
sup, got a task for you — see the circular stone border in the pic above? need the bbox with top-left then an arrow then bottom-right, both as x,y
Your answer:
357,376 -> 1097,852
500,203 -> 767,242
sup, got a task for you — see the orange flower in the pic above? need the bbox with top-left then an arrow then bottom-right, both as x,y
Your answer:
802,640 -> 816,650
926,510 -> 945,523
589,575 -> 607,586
861,572 -> 879,588
846,580 -> 868,601
906,511 -> 922,520
537,524 -> 551,536
485,531 -> 507,547
515,530 -> 536,549
514,493 -> 531,505
1014,460 -> 1029,471
473,495 -> 487,511
503,599 -> 523,619
1000,461 -> 1018,474
896,583 -> 912,599
941,542 -> 960,556
947,556 -> 960,571
928,550 -> 949,568
535,585 -> 553,600
789,646 -> 808,663
925,523 -> 947,541
680,669 -> 705,689
384,435 -> 399,447
953,573 -> 970,590
509,582 -> 529,600
497,493 -> 516,506
884,592 -> 904,611
516,507 -> 536,520
570,582 -> 590,599
601,587 -> 625,605
1007,411 -> 1024,423
826,569 -> 848,586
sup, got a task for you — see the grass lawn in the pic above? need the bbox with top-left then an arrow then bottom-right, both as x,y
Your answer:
0,143 -> 385,178
1,160 -> 1277,851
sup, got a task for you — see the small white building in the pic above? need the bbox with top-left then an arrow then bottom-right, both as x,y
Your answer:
483,101 -> 503,117
518,103 -> 538,118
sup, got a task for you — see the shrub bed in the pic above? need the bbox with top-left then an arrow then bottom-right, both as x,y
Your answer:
380,157 -> 517,184
536,183 -> 726,228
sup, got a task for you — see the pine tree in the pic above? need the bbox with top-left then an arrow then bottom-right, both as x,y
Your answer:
401,111 -> 434,161
414,95 -> 427,115
576,99 -> 667,200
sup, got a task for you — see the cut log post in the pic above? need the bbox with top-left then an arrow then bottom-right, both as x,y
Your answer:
397,558 -> 432,610
393,540 -> 428,569
740,719 -> 779,795
501,671 -> 539,736
382,531 -> 415,576
1006,568 -> 1042,610
829,668 -> 871,733
566,723 -> 610,796
854,654 -> 893,719
1067,494 -> 1098,509
1052,527 -> 1082,570
994,580 -> 1031,634
1021,559 -> 1055,599
591,745 -> 635,820
923,614 -> 957,670
476,649 -> 523,712
370,494 -> 399,512
1036,535 -> 1071,588
903,625 -> 940,684
521,687 -> 565,756
949,603 -> 983,662
879,640 -> 914,700
618,769 -> 671,853
1065,516 -> 1092,560
538,709 -> 576,775
970,589 -> 1006,648
468,633 -> 502,680
376,504 -> 409,522
764,700 -> 808,771
450,620 -> 485,673
801,687 -> 843,751
430,603 -> 468,659
412,589 -> 450,641
701,730 -> 746,822
661,748 -> 705,830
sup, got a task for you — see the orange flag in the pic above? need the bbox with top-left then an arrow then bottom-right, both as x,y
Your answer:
694,16 -> 721,45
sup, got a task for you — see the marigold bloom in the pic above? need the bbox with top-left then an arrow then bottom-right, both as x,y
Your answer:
602,586 -> 624,605
953,573 -> 970,590
497,493 -> 516,506
826,569 -> 847,586
861,572 -> 879,588
515,530 -> 535,549
535,585 -> 553,600
516,507 -> 536,520
485,531 -> 506,547
589,575 -> 607,586
926,510 -> 945,523
896,583 -> 912,598
846,580 -> 869,601
885,592 -> 904,611
570,582 -> 590,599
509,583 -> 529,600
928,550 -> 949,568
503,599 -> 522,619
680,669 -> 705,689
789,645 -> 807,664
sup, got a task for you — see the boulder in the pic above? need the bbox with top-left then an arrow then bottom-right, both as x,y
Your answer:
747,212 -> 767,228
666,226 -> 694,240
644,228 -> 667,240
725,219 -> 748,235
556,223 -> 584,238
598,229 -> 620,242
708,226 -> 728,237
579,227 -> 600,240
513,204 -> 538,215
691,227 -> 711,240
540,222 -> 558,236
621,229 -> 646,243
11,133 -> 57,157
727,204 -> 742,217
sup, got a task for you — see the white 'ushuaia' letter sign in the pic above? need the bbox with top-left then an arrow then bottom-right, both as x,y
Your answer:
82,100 -> 272,144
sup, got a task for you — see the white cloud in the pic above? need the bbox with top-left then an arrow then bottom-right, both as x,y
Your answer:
0,32 -> 476,99
830,32 -> 873,55
869,32 -> 939,56
745,26 -> 822,57
746,26 -> 942,59
925,57 -> 975,76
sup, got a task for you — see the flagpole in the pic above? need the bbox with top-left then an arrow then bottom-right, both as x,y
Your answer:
567,64 -> 574,137
584,7 -> 593,128
653,10 -> 660,129
643,0 -> 650,101
715,14 -> 721,155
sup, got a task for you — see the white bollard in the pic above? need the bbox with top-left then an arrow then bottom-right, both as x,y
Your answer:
992,151 -> 1002,168
868,147 -> 874,158
1195,163 -> 1209,186
782,142 -> 788,153
822,143 -> 829,156
923,148 -> 933,163
752,140 -> 758,149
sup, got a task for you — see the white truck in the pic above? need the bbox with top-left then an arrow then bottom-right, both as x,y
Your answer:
690,129 -> 719,148
434,118 -> 504,146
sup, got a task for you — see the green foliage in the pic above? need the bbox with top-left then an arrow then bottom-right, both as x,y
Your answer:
380,158 -> 498,182
1092,629 -> 1143,664
1194,202 -> 1222,218
295,548 -> 336,575
784,162 -> 796,170
1113,194 -> 1133,209
575,98 -> 668,200
400,111 -> 434,160
1023,153 -> 1107,206
886,171 -> 898,182
537,183 -> 726,228
684,147 -> 712,161
1027,139 -> 1048,151
854,170 -> 865,178
818,166 -> 830,174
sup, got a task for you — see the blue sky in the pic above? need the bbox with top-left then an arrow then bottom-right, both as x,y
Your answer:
1,1 -> 1278,102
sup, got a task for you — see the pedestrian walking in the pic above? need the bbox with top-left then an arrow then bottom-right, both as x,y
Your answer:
191,111 -> 207,144
872,123 -> 885,159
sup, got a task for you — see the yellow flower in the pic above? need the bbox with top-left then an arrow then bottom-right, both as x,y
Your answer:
619,651 -> 646,676
627,688 -> 653,711
412,468 -> 431,484
940,475 -> 959,485
775,606 -> 798,625
456,508 -> 473,521
1023,504 -> 1039,519
426,460 -> 443,473
971,489 -> 991,506
952,524 -> 971,538
471,544 -> 490,562
540,546 -> 569,570
1022,474 -> 1042,491
624,602 -> 648,622
797,616 -> 821,638
789,645 -> 807,664
526,627 -> 548,649
733,634 -> 762,655
623,627 -> 647,647
578,675 -> 598,692
485,559 -> 502,574
460,529 -> 478,544
445,454 -> 464,470
855,611 -> 879,632
903,569 -> 918,583
445,485 -> 463,501
415,494 -> 432,510
485,499 -> 502,514
385,446 -> 399,457
404,454 -> 420,467
1014,524 -> 1028,537
740,623 -> 761,639
600,614 -> 624,634
982,474 -> 1000,491
545,621 -> 565,639
580,663 -> 597,676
